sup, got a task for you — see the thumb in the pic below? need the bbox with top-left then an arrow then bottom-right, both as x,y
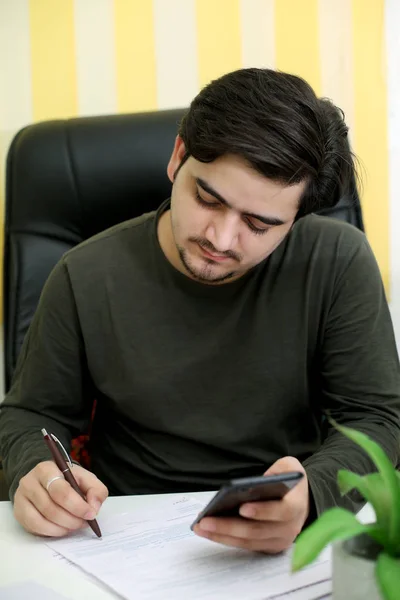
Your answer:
85,488 -> 106,514
73,466 -> 109,513
264,456 -> 305,477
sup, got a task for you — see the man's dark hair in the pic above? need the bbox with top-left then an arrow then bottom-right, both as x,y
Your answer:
178,68 -> 357,217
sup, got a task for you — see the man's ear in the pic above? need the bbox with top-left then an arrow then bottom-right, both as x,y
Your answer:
167,136 -> 188,183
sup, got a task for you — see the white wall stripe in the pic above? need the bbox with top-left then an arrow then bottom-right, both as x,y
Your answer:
240,0 -> 275,69
0,0 -> 33,261
153,0 -> 199,110
0,0 -> 33,131
73,0 -> 117,116
318,0 -> 355,140
386,0 -> 400,345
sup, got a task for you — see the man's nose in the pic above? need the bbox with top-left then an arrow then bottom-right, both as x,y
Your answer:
206,213 -> 239,253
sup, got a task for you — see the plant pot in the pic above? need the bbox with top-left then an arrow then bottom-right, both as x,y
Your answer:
333,534 -> 383,599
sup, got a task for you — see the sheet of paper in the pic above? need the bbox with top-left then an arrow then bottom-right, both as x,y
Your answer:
268,579 -> 332,599
0,581 -> 69,600
47,495 -> 330,600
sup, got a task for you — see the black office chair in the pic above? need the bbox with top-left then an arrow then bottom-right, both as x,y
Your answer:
0,109 -> 364,497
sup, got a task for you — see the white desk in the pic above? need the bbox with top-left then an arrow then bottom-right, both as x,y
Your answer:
0,494 -> 373,600
0,491 -> 213,599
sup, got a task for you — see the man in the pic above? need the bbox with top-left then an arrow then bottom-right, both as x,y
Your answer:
0,68 -> 399,554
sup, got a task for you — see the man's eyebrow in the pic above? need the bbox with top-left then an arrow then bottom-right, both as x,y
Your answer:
196,177 -> 286,227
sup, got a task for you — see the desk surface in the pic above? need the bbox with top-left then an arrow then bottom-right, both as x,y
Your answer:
0,491 -> 213,599
0,494 -> 373,600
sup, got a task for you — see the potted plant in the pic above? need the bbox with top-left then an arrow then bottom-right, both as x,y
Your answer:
292,424 -> 400,600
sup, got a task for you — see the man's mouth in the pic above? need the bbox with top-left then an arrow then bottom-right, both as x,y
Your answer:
198,244 -> 230,262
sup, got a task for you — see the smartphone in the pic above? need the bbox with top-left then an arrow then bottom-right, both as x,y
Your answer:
190,471 -> 303,529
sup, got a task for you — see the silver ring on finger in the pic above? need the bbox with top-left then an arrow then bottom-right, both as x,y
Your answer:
46,475 -> 64,492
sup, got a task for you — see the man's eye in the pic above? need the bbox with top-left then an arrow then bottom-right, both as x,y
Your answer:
246,219 -> 270,235
195,190 -> 269,235
195,190 -> 219,208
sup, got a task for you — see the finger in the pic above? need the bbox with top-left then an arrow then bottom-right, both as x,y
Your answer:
194,527 -> 292,554
46,479 -> 97,520
239,498 -> 298,522
264,456 -> 305,477
14,494 -> 71,538
21,480 -> 85,530
35,466 -> 96,520
195,517 -> 284,540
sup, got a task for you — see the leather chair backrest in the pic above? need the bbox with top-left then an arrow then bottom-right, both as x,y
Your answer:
3,108 -> 364,391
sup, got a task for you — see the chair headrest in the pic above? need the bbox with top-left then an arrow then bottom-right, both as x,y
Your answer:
7,108 -> 186,243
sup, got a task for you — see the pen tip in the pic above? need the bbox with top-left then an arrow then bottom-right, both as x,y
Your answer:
41,428 -> 47,436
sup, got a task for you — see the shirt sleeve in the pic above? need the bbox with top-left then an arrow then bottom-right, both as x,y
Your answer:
303,232 -> 400,519
0,258 -> 94,500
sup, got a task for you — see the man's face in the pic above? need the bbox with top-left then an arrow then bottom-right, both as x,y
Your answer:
165,137 -> 306,284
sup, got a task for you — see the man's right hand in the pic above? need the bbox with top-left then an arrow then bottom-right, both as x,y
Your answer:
13,460 -> 109,537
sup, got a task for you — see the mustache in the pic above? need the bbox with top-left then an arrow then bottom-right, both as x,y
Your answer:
190,237 -> 242,262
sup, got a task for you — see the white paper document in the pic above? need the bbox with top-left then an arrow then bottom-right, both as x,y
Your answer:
47,495 -> 330,600
0,581 -> 69,600
268,579 -> 332,599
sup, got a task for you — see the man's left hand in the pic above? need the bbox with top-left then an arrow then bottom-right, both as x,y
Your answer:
193,456 -> 310,553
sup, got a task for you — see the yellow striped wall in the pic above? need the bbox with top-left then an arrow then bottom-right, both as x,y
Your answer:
0,0 -> 390,306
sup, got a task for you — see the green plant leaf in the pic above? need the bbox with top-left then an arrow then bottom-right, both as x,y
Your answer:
338,470 -> 400,497
337,470 -> 391,539
376,552 -> 400,600
333,424 -> 400,549
292,507 -> 383,572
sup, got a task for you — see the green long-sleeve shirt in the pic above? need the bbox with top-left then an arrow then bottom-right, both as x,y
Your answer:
1,201 -> 399,516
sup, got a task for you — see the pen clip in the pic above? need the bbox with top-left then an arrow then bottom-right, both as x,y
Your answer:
50,434 -> 73,470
